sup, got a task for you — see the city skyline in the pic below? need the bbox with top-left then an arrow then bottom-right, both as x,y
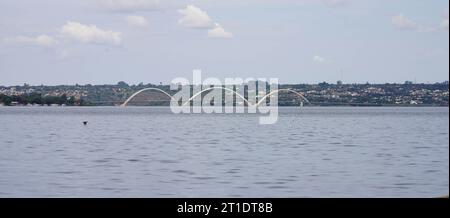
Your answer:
0,0 -> 449,86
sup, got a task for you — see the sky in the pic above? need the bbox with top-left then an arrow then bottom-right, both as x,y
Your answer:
0,0 -> 449,85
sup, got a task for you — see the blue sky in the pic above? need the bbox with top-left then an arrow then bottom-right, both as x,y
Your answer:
0,0 -> 448,85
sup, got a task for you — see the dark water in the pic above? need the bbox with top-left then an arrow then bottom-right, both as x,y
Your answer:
0,107 -> 448,197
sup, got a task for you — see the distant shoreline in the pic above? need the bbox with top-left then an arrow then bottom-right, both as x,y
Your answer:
1,82 -> 448,107
1,105 -> 448,108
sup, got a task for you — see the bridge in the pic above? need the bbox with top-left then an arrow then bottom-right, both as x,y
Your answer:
119,87 -> 311,107
88,87 -> 385,107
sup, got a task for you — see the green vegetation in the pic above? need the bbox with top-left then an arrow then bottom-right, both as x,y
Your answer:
0,81 -> 448,106
0,93 -> 86,106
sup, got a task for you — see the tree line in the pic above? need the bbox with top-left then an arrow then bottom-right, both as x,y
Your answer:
0,93 -> 87,106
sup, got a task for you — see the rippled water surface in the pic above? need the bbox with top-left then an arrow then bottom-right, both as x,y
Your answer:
0,107 -> 448,197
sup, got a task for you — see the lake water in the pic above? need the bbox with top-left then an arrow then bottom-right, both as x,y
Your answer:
0,107 -> 448,197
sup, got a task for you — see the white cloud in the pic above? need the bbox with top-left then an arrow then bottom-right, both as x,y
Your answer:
208,23 -> 234,38
442,19 -> 449,30
392,14 -> 418,30
178,5 -> 233,39
98,0 -> 159,12
126,15 -> 148,27
178,5 -> 214,29
60,21 -> 122,45
3,34 -> 58,47
313,55 -> 325,63
392,13 -> 448,32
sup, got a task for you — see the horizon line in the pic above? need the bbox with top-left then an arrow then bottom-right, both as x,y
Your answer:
1,81 -> 449,87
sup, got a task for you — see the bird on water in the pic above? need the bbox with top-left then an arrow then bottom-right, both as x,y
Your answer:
83,121 -> 88,125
